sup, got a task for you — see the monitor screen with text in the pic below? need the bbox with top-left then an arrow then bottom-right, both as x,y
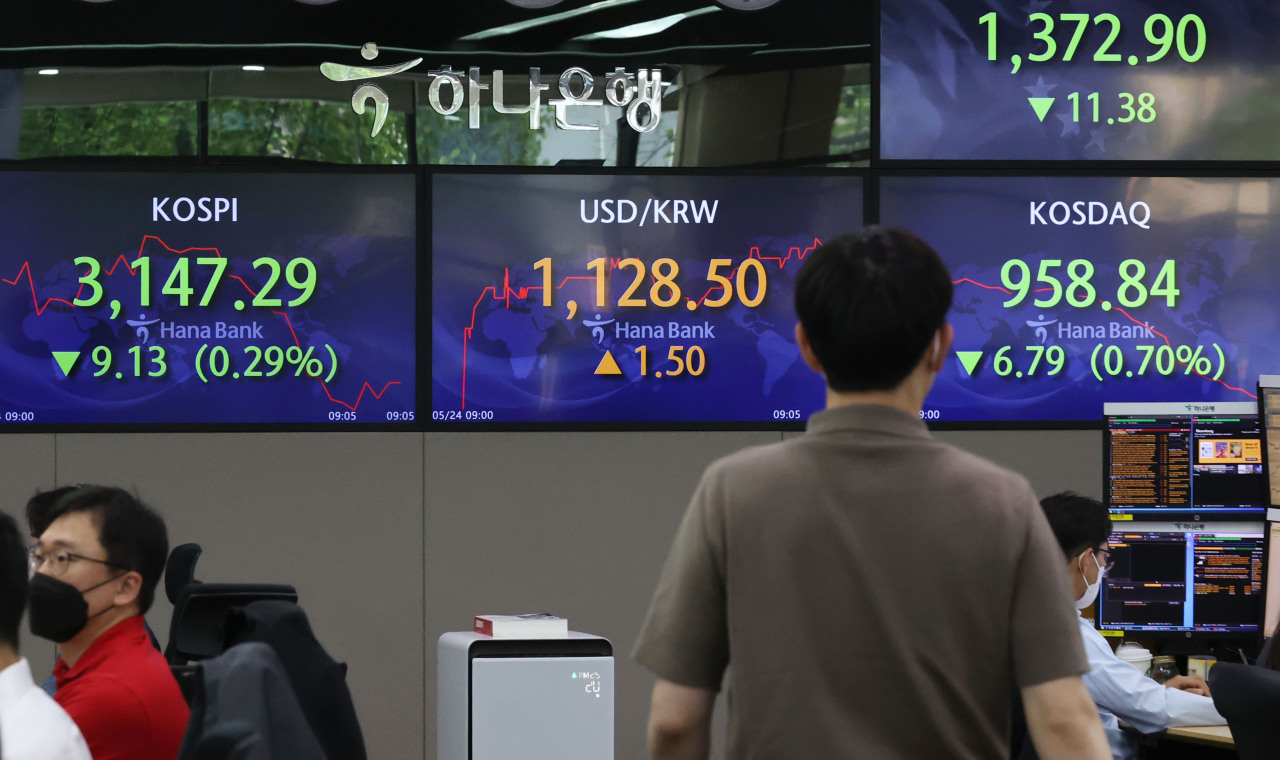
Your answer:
1105,402 -> 1266,519
1099,523 -> 1264,636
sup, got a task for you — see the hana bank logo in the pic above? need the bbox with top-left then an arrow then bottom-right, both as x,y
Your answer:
1185,404 -> 1216,413
321,42 -> 671,138
320,42 -> 423,137
1026,314 -> 1058,345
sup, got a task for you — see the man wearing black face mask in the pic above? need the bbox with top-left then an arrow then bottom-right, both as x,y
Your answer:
1037,492 -> 1224,760
28,486 -> 189,760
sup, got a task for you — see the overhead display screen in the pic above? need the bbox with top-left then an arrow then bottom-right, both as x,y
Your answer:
430,172 -> 863,427
0,171 -> 417,427
881,0 -> 1280,160
880,174 -> 1279,424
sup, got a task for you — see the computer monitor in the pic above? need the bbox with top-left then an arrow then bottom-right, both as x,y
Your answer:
1098,522 -> 1265,638
1266,523 -> 1280,639
1259,375 -> 1280,521
1105,402 -> 1267,519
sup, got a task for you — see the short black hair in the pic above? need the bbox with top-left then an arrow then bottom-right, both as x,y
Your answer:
794,226 -> 954,392
35,486 -> 169,614
0,511 -> 28,650
25,485 -> 81,539
1039,492 -> 1111,559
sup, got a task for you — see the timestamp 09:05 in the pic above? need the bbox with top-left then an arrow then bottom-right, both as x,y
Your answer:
325,411 -> 418,421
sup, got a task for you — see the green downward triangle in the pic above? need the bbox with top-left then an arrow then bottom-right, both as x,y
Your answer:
52,351 -> 80,378
1028,97 -> 1055,122
956,351 -> 983,377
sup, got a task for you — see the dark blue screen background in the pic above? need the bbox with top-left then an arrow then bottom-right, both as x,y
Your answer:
881,174 -> 1280,423
882,0 -> 1280,160
430,173 -> 863,425
0,171 -> 417,426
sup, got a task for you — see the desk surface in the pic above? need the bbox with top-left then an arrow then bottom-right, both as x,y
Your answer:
1164,724 -> 1234,748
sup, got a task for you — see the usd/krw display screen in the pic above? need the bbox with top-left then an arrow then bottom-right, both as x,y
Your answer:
882,0 -> 1280,160
430,173 -> 863,426
0,171 -> 417,427
880,174 -> 1278,424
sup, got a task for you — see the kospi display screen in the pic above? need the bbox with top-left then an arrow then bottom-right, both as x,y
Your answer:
430,172 -> 863,427
881,0 -> 1280,160
0,171 -> 417,427
880,174 -> 1278,425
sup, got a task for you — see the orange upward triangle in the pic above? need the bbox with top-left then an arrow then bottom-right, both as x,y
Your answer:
594,351 -> 622,375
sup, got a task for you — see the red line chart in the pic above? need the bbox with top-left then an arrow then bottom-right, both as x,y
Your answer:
458,239 -> 823,408
2,234 -> 400,412
952,277 -> 1254,399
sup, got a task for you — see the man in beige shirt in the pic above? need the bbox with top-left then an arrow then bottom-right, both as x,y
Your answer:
634,227 -> 1109,759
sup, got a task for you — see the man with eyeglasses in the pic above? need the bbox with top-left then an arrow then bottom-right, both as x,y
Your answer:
1038,492 -> 1225,760
27,485 -> 189,760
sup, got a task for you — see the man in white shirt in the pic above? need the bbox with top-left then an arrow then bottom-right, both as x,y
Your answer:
0,509 -> 90,760
1039,492 -> 1225,760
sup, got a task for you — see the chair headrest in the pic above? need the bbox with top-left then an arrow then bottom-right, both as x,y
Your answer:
169,583 -> 297,663
165,543 -> 203,605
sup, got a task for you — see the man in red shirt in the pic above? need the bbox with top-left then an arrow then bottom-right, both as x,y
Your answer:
28,485 -> 190,760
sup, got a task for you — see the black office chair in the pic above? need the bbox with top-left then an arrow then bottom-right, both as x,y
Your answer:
167,583 -> 299,665
178,721 -> 256,760
166,543 -> 205,605
164,540 -> 298,666
176,643 -> 325,760
1207,662 -> 1280,760
222,601 -> 367,760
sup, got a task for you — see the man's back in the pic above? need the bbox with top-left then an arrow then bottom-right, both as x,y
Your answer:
635,404 -> 1085,758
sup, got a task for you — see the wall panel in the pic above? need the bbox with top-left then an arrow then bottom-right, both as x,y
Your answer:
0,424 -> 1107,759
423,430 -> 779,759
55,432 -> 425,760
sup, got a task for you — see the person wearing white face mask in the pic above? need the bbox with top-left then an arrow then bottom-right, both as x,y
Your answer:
1038,492 -> 1226,760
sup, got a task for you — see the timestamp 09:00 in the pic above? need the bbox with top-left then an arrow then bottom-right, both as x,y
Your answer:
432,410 -> 495,421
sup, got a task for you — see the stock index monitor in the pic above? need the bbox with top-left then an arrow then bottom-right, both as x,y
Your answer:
0,170 -> 417,427
429,172 -> 863,427
881,174 -> 1280,425
881,0 -> 1280,160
